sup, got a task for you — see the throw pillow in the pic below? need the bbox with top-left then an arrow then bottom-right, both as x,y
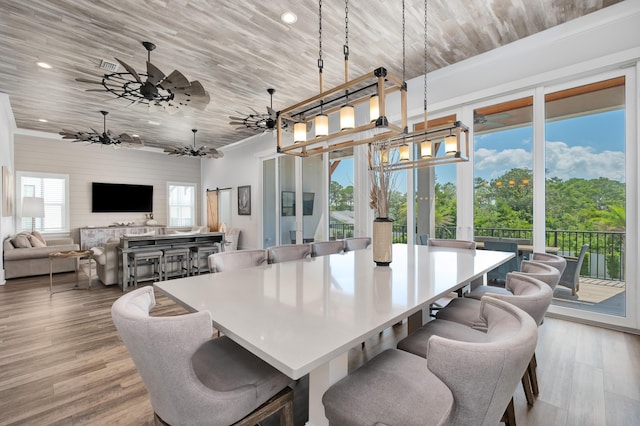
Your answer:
11,234 -> 32,248
31,230 -> 46,245
28,234 -> 46,248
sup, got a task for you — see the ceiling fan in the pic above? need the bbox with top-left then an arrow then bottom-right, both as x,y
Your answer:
164,129 -> 224,159
76,41 -> 210,113
229,88 -> 282,132
59,110 -> 142,147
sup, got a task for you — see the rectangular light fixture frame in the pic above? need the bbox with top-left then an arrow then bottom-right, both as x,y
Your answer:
276,67 -> 407,157
375,121 -> 470,172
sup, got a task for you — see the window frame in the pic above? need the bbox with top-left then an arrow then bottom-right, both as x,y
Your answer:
167,182 -> 197,228
15,171 -> 70,234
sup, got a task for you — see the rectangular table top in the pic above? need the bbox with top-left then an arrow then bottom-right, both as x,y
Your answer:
156,244 -> 513,379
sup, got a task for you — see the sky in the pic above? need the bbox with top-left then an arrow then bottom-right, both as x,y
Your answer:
331,109 -> 626,191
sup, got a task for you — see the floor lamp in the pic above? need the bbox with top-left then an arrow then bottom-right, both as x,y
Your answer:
22,196 -> 44,232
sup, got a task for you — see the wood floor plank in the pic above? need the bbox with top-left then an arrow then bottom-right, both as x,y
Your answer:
1,272 -> 639,425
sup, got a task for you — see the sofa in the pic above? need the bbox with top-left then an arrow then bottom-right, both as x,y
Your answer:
3,231 -> 80,279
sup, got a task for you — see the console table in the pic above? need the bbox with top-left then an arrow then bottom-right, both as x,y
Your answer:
79,226 -> 165,250
117,232 -> 225,291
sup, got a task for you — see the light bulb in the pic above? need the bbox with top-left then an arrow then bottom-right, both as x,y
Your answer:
315,114 -> 328,138
340,105 -> 355,130
294,122 -> 307,144
369,95 -> 379,123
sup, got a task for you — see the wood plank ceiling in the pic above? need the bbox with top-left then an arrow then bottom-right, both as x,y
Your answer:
0,0 -> 622,152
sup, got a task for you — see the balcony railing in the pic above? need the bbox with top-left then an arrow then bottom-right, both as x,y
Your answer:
328,223 -> 625,280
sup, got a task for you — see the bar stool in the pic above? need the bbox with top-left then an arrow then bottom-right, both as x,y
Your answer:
128,250 -> 163,289
190,243 -> 221,275
162,247 -> 191,279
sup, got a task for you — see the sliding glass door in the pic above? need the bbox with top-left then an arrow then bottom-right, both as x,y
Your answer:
545,76 -> 627,316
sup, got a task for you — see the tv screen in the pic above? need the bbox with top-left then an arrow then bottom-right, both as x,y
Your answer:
92,182 -> 153,213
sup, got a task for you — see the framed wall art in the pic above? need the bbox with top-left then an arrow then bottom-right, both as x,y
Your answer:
238,185 -> 251,215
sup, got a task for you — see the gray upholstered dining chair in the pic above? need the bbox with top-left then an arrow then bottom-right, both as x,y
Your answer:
428,238 -> 477,250
557,244 -> 588,295
323,297 -> 538,426
483,240 -> 520,286
111,286 -> 294,426
343,237 -> 371,252
208,249 -> 267,273
311,240 -> 345,257
466,259 -> 561,300
267,244 -> 312,263
432,272 -> 553,407
530,251 -> 567,276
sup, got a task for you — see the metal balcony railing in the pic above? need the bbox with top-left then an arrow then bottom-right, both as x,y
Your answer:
328,223 -> 625,280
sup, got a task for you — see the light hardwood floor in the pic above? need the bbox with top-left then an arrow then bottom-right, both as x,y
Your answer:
1,271 -> 639,425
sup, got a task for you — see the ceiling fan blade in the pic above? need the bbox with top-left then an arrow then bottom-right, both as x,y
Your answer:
75,77 -> 103,84
229,121 -> 246,126
229,116 -> 247,121
159,70 -> 190,90
146,61 -> 165,86
186,80 -> 207,97
115,58 -> 142,83
85,88 -> 108,92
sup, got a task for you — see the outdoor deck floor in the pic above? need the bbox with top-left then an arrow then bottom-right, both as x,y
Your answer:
552,277 -> 626,317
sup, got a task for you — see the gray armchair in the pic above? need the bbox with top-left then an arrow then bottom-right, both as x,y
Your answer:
343,237 -> 371,252
311,240 -> 345,257
267,244 -> 312,264
558,244 -> 589,295
433,272 -> 553,407
111,287 -> 293,426
208,249 -> 267,273
530,252 -> 567,276
324,297 -> 538,426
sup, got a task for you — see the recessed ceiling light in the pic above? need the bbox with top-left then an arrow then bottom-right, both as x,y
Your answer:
37,62 -> 52,69
281,11 -> 297,24
38,118 -> 48,123
147,120 -> 160,125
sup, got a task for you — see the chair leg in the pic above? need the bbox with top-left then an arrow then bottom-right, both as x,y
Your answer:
521,370 -> 535,406
501,397 -> 516,426
529,353 -> 539,395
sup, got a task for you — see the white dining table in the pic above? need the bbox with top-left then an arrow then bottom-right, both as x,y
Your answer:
155,243 -> 514,426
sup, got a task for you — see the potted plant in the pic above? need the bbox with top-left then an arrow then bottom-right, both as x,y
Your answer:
369,144 -> 397,266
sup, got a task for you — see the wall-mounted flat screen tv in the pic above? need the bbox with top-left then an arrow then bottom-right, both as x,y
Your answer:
92,182 -> 153,213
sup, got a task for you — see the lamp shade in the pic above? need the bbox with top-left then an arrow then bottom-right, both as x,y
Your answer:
22,196 -> 44,218
294,122 -> 307,144
420,140 -> 432,158
379,148 -> 389,164
445,134 -> 458,154
340,105 -> 355,130
315,114 -> 329,138
399,144 -> 410,162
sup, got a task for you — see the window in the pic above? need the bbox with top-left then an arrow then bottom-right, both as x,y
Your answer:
16,172 -> 69,233
168,183 -> 196,227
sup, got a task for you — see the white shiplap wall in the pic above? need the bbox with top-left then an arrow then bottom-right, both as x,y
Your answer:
14,133 -> 202,243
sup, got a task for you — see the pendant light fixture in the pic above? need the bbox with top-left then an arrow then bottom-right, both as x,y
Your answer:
276,0 -> 406,157
373,0 -> 470,172
339,0 -> 355,131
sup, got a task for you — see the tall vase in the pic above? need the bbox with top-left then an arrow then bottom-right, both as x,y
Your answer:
372,217 -> 393,266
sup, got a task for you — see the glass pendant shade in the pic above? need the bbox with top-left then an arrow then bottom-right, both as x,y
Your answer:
420,140 -> 432,158
399,144 -> 410,162
315,114 -> 329,137
294,122 -> 307,143
444,134 -> 457,154
340,105 -> 355,130
369,95 -> 379,122
379,148 -> 389,164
